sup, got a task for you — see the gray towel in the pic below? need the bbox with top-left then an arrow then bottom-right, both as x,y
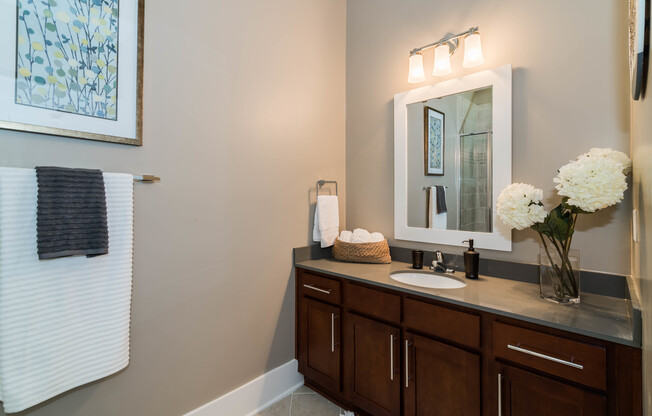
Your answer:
435,185 -> 447,214
35,167 -> 109,260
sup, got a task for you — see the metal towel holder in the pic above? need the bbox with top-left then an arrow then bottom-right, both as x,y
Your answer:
133,175 -> 160,184
316,180 -> 338,196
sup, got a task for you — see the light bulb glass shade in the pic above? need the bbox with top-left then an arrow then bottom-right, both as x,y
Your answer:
432,44 -> 452,76
408,53 -> 425,83
463,32 -> 484,68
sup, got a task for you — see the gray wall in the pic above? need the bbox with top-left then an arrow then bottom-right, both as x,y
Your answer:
0,0 -> 346,415
346,0 -> 631,273
630,38 -> 652,413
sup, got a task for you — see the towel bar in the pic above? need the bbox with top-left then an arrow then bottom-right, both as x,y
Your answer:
317,180 -> 338,196
422,186 -> 447,190
133,175 -> 160,183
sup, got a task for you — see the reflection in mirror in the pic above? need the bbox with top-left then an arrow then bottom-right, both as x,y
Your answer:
407,86 -> 493,232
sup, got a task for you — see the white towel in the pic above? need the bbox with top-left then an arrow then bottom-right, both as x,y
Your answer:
351,228 -> 372,243
428,186 -> 447,230
0,167 -> 134,413
370,232 -> 385,243
338,230 -> 353,243
312,195 -> 339,248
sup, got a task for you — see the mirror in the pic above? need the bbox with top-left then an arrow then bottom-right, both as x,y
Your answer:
394,65 -> 512,251
407,86 -> 493,232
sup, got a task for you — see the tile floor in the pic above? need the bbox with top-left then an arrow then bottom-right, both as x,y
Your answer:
256,385 -> 352,416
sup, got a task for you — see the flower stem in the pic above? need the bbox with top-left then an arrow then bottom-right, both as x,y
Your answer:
545,235 -> 575,296
538,232 -> 567,299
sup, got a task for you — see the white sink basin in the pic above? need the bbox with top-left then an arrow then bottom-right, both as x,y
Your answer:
390,271 -> 467,289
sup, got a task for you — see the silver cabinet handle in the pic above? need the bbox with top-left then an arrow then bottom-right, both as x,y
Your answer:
331,313 -> 335,352
507,344 -> 584,370
497,373 -> 502,416
303,283 -> 332,295
390,335 -> 394,380
405,339 -> 410,388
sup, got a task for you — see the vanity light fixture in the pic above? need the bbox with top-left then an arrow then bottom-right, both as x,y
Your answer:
408,53 -> 426,83
433,43 -> 452,76
408,26 -> 484,83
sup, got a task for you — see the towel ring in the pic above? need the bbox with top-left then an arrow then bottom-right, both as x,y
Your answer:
316,180 -> 338,196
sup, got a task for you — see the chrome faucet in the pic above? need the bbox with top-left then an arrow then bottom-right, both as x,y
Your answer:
435,250 -> 445,264
431,250 -> 455,274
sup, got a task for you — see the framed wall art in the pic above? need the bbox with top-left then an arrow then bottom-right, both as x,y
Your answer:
629,0 -> 649,100
424,106 -> 444,176
0,0 -> 144,145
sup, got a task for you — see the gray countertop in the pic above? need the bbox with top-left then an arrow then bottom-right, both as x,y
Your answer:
295,258 -> 641,347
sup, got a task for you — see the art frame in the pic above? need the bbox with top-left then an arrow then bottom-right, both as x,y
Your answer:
629,0 -> 649,100
424,106 -> 444,176
0,0 -> 145,145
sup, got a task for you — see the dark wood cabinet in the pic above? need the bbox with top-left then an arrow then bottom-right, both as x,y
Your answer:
498,364 -> 606,416
297,296 -> 341,392
344,312 -> 401,416
295,267 -> 641,416
404,332 -> 481,416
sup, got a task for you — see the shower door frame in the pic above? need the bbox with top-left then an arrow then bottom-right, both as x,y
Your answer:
458,131 -> 493,233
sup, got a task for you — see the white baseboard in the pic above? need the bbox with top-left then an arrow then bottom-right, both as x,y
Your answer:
184,359 -> 304,416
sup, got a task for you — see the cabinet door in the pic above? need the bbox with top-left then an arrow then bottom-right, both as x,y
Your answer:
404,332 -> 481,416
298,297 -> 340,392
498,364 -> 606,416
344,312 -> 400,416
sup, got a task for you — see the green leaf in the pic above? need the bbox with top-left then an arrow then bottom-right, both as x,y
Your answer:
56,68 -> 65,77
45,22 -> 57,32
544,204 -> 573,243
30,93 -> 45,104
560,196 -> 592,215
34,76 -> 46,85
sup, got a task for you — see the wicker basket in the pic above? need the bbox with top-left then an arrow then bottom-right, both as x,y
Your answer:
332,238 -> 391,264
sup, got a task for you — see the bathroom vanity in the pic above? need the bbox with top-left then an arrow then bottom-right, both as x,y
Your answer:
294,255 -> 642,416
296,64 -> 641,415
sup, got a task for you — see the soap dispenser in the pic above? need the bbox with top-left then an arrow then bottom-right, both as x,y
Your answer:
462,239 -> 479,279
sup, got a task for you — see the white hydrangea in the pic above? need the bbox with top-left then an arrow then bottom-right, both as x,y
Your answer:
553,156 -> 627,212
578,148 -> 632,174
497,183 -> 548,230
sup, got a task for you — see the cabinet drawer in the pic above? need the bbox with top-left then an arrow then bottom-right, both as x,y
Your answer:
298,271 -> 341,304
404,298 -> 480,348
344,282 -> 401,324
493,322 -> 606,390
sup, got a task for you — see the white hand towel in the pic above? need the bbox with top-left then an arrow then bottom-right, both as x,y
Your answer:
428,186 -> 447,230
312,195 -> 339,248
0,168 -> 134,413
338,230 -> 353,243
351,228 -> 372,243
370,232 -> 385,243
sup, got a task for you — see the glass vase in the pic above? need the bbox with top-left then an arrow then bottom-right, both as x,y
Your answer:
539,247 -> 580,304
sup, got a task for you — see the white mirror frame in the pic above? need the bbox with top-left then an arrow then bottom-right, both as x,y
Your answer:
394,64 -> 512,251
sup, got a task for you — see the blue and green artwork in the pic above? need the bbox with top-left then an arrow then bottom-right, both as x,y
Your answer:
429,117 -> 442,170
15,0 -> 119,120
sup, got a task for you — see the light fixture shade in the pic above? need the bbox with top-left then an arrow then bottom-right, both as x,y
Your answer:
463,32 -> 484,68
432,44 -> 452,76
408,53 -> 425,83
